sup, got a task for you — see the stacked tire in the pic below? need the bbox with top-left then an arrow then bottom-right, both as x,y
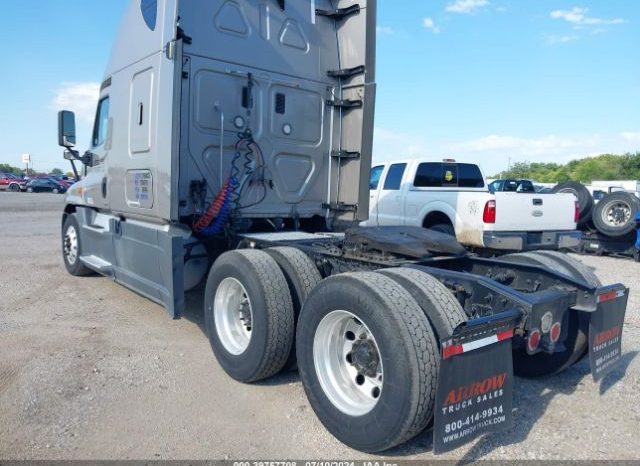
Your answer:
591,191 -> 640,239
552,181 -> 640,239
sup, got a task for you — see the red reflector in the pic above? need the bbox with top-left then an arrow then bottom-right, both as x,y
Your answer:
550,322 -> 562,343
598,290 -> 622,303
527,329 -> 541,352
442,343 -> 464,360
483,200 -> 496,224
574,200 -> 580,223
497,329 -> 514,341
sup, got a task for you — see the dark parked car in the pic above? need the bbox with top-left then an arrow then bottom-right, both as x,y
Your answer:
24,178 -> 67,194
488,179 -> 536,193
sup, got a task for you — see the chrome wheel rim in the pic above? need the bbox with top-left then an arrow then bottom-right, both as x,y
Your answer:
603,201 -> 631,227
313,310 -> 383,416
214,277 -> 253,355
64,225 -> 79,265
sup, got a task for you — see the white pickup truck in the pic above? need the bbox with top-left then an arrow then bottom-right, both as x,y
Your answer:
362,159 -> 581,251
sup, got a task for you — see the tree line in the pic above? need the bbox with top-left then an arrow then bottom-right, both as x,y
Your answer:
0,164 -> 65,176
491,152 -> 640,183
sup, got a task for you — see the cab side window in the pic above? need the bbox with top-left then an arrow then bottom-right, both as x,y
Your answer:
92,97 -> 110,147
383,163 -> 406,190
370,165 -> 384,190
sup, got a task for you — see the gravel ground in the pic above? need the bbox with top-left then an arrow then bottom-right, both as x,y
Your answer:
0,192 -> 639,461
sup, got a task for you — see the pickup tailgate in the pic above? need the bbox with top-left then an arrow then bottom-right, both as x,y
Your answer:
489,192 -> 576,231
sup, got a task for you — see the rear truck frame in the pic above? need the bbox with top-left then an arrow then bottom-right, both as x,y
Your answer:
56,0 -> 630,454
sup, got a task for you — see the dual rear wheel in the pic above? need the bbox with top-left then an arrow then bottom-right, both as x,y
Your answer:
204,249 -> 462,452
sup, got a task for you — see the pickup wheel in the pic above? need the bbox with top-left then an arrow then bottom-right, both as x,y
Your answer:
378,267 -> 467,342
204,249 -> 295,383
62,214 -> 94,276
592,192 -> 640,238
265,247 -> 322,371
296,272 -> 438,452
499,251 -> 599,377
429,223 -> 455,237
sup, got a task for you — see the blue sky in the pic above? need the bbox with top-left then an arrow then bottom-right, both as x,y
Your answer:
0,0 -> 638,175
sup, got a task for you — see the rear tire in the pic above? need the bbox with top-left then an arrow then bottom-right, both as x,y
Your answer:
9,184 -> 20,192
499,251 -> 599,377
204,249 -> 294,383
62,214 -> 94,276
265,247 -> 322,371
378,267 -> 467,342
592,192 -> 640,238
429,223 -> 455,237
297,272 -> 439,452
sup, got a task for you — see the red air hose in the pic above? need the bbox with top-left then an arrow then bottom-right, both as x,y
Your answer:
193,180 -> 230,232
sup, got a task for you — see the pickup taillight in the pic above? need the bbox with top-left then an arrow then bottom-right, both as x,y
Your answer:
483,200 -> 496,224
574,200 -> 580,223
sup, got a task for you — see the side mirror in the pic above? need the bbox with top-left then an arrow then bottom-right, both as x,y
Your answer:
58,111 -> 77,147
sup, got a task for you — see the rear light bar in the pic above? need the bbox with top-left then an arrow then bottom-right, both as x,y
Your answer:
483,200 -> 496,224
442,329 -> 513,360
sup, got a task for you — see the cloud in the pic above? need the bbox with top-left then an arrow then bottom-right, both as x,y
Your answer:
373,127 -> 429,159
51,82 -> 100,124
550,7 -> 625,26
422,17 -> 440,34
376,26 -> 394,36
446,0 -> 489,15
546,34 -> 579,45
452,134 -> 603,156
621,132 -> 640,143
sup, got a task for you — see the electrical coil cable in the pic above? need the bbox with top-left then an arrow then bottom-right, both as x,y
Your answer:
193,128 -> 268,236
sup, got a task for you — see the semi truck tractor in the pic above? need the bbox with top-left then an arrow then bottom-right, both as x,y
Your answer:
57,0 -> 629,454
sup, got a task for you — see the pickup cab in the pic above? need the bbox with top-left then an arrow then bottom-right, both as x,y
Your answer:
363,159 -> 581,251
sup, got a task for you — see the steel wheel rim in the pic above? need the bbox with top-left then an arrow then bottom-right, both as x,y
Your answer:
64,225 -> 79,265
214,277 -> 253,355
313,310 -> 383,416
603,201 -> 631,227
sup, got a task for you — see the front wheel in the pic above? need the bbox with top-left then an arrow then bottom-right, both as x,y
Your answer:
62,214 -> 94,276
9,184 -> 20,192
297,272 -> 439,452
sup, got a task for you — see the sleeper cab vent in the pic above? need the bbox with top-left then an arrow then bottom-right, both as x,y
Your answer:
275,93 -> 286,115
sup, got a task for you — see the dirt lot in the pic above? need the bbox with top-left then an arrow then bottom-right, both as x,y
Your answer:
0,192 -> 639,461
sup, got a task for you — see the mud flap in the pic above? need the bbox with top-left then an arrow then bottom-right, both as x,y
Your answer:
589,285 -> 629,382
433,312 -> 519,454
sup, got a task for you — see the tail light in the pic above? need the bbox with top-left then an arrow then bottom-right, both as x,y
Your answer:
527,329 -> 541,352
483,200 -> 496,224
574,200 -> 580,223
550,322 -> 562,343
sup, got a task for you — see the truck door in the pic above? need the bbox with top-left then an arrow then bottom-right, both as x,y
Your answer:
367,164 -> 385,225
376,163 -> 406,225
